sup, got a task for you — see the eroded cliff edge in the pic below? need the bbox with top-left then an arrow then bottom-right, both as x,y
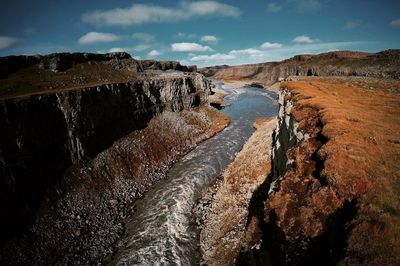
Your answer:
194,117 -> 277,265
241,77 -> 400,265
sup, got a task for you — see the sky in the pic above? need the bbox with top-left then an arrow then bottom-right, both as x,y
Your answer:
0,0 -> 399,67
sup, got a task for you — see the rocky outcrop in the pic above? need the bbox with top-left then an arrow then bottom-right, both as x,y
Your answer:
0,73 -> 210,243
240,77 -> 400,265
140,60 -> 193,72
200,49 -> 400,86
260,88 -> 338,265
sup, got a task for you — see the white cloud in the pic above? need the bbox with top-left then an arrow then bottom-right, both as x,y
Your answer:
148,49 -> 161,58
200,35 -> 219,44
190,53 -> 235,62
292,35 -> 317,44
133,44 -> 152,52
326,48 -> 339,52
0,36 -> 18,50
82,1 -> 240,26
267,3 -> 282,13
132,33 -> 155,42
389,19 -> 400,28
189,40 -> 370,67
229,48 -> 264,57
171,42 -> 213,52
108,47 -> 126,53
185,1 -> 240,17
78,32 -> 119,45
100,44 -> 152,54
345,20 -> 362,30
260,42 -> 283,49
288,0 -> 322,13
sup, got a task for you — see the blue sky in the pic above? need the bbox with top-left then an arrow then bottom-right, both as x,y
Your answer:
0,0 -> 399,66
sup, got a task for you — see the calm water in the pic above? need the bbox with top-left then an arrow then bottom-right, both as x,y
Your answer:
109,81 -> 277,265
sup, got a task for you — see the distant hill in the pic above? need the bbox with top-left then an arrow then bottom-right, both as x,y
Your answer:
200,49 -> 400,86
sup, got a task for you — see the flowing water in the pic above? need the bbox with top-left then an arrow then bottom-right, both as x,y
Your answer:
109,81 -> 278,265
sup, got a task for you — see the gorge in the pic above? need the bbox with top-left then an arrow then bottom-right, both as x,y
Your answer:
0,50 -> 400,265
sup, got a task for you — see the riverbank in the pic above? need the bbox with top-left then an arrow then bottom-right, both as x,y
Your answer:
0,103 -> 229,265
108,81 -> 277,265
194,116 -> 277,265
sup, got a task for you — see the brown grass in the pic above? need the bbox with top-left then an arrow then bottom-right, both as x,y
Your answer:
281,77 -> 400,264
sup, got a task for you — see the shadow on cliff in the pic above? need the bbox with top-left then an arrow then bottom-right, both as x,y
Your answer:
237,141 -> 358,266
237,170 -> 358,265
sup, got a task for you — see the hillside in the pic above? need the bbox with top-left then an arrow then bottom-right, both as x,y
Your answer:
200,49 -> 400,86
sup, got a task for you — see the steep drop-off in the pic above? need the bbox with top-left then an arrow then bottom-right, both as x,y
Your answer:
241,77 -> 400,265
1,104 -> 228,265
0,73 -> 210,242
194,117 -> 277,265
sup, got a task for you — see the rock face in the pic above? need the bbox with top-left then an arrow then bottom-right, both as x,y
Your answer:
240,77 -> 400,265
140,60 -> 193,72
0,73 -> 210,243
0,105 -> 228,265
200,49 -> 400,86
194,117 -> 276,265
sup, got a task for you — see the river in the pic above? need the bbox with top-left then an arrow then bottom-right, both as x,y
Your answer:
109,81 -> 278,265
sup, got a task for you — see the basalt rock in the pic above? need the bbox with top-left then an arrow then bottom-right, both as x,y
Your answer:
0,73 -> 210,243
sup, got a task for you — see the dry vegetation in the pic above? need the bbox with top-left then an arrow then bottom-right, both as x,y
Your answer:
277,77 -> 400,265
197,117 -> 276,265
0,62 -> 139,99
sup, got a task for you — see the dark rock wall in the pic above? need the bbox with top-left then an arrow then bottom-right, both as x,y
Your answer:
0,74 -> 210,241
0,96 -> 71,238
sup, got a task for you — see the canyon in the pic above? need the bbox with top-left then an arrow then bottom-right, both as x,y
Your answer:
0,53 -> 226,264
196,50 -> 400,265
0,49 -> 400,265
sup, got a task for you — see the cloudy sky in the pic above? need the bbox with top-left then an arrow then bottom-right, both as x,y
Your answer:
0,0 -> 399,66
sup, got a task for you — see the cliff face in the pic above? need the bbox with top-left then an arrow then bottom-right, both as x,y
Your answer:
200,49 -> 400,86
242,77 -> 400,265
0,73 -> 210,241
194,117 -> 277,265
